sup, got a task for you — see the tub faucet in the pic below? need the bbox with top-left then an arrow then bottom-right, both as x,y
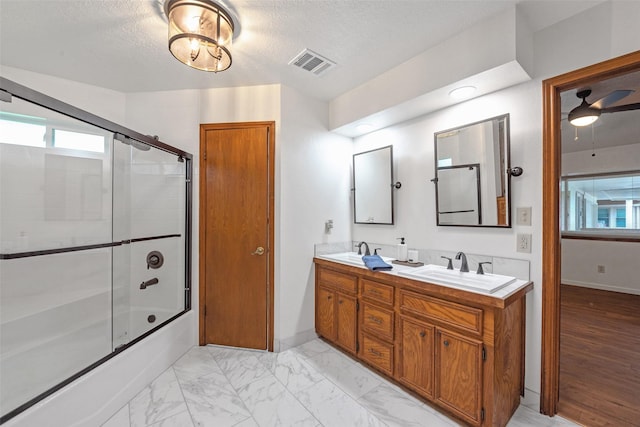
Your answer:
355,241 -> 371,256
455,252 -> 469,272
140,277 -> 159,289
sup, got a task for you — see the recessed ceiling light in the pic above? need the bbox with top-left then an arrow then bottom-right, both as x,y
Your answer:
449,86 -> 477,100
356,123 -> 374,133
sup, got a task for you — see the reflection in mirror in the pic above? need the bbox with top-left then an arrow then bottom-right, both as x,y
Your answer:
353,145 -> 394,224
434,114 -> 510,227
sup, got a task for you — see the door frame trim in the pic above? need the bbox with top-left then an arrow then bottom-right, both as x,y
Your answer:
540,50 -> 640,415
198,121 -> 276,351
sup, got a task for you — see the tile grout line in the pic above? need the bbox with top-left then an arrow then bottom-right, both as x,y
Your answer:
271,346 -> 389,427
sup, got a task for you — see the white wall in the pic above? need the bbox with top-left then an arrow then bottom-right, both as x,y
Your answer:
278,85 -> 352,349
124,84 -> 281,347
352,80 -> 543,396
561,143 -> 640,295
125,83 -> 354,352
348,0 -> 640,403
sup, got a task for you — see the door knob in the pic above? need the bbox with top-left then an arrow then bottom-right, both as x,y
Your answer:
252,246 -> 265,256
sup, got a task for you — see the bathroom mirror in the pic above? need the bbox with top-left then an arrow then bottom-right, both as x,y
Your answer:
353,145 -> 394,224
434,114 -> 511,227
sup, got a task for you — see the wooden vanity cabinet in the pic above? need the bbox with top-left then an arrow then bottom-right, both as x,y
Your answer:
315,265 -> 358,354
359,278 -> 395,376
314,259 -> 532,427
397,316 -> 435,398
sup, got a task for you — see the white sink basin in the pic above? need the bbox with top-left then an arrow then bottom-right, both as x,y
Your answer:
398,264 -> 516,294
319,252 -> 393,267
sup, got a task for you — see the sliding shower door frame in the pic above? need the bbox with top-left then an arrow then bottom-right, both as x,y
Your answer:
0,77 -> 193,424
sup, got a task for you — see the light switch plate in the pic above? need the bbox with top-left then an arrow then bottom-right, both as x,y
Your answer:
516,207 -> 532,226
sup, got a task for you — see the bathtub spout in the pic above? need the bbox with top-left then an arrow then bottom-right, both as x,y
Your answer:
140,278 -> 159,289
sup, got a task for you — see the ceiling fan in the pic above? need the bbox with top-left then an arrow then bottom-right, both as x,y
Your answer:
567,88 -> 638,126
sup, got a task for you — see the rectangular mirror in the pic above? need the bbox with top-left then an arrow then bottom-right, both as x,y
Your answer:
353,145 -> 394,224
434,114 -> 511,227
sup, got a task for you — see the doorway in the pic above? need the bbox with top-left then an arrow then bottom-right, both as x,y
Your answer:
199,121 -> 275,351
541,51 -> 640,417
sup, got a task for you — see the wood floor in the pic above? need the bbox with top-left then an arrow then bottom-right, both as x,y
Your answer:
558,284 -> 640,427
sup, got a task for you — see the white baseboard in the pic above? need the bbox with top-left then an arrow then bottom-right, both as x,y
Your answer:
274,328 -> 318,353
520,388 -> 540,412
562,280 -> 640,295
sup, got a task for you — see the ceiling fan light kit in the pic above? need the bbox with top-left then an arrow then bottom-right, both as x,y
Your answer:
568,89 -> 601,126
164,0 -> 234,72
568,88 -> 637,127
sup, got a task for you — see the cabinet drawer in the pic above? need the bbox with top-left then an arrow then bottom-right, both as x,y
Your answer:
399,290 -> 483,336
361,334 -> 393,376
318,267 -> 357,294
361,279 -> 394,305
361,303 -> 394,341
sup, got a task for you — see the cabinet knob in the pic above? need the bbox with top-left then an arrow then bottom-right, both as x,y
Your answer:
327,295 -> 332,300
338,300 -> 343,304
419,331 -> 426,338
443,340 -> 449,347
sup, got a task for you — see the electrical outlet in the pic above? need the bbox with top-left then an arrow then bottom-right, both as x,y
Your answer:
516,233 -> 532,253
516,207 -> 532,226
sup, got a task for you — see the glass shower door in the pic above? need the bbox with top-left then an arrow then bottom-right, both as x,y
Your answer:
0,97 -> 114,418
112,136 -> 187,348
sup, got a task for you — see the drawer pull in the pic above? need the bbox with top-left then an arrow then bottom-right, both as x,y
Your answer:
368,289 -> 381,296
419,331 -> 426,338
367,315 -> 383,324
368,348 -> 382,357
443,340 -> 450,347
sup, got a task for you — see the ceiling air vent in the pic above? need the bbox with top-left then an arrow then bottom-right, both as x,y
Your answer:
289,49 -> 336,76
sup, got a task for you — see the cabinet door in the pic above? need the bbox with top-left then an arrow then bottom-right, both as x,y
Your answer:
316,286 -> 335,341
397,317 -> 434,398
435,329 -> 483,425
336,292 -> 357,353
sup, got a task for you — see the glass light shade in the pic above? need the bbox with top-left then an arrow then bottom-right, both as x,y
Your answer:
568,99 -> 600,127
165,0 -> 234,72
449,85 -> 477,100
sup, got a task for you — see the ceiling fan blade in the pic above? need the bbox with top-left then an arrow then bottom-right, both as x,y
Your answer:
591,89 -> 634,109
601,102 -> 640,113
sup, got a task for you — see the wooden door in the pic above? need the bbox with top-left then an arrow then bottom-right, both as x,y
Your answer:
435,329 -> 483,424
397,316 -> 434,398
199,122 -> 275,350
336,293 -> 357,353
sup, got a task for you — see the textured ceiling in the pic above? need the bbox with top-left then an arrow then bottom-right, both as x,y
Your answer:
0,0 -> 603,101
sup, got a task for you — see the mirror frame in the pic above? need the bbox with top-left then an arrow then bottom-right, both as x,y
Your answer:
433,114 -> 512,228
352,145 -> 395,225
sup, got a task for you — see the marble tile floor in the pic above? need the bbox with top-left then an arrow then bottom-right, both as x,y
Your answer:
103,339 -> 579,427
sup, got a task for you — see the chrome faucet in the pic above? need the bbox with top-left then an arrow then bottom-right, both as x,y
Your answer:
455,252 -> 469,272
355,241 -> 371,256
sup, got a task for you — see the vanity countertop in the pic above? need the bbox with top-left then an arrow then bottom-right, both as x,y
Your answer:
314,253 -> 533,308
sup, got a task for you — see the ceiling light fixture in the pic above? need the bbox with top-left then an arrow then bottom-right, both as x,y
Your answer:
448,86 -> 477,100
164,0 -> 234,72
568,89 -> 600,127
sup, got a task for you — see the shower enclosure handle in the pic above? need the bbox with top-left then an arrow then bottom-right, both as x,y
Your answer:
140,278 -> 159,289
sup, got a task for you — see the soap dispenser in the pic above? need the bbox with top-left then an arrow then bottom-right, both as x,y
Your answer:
396,237 -> 408,261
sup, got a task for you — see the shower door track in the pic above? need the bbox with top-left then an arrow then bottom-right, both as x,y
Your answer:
0,234 -> 182,260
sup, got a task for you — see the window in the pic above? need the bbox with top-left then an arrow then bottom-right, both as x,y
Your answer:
0,117 -> 46,148
562,171 -> 640,238
53,129 -> 105,153
0,113 -> 105,153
